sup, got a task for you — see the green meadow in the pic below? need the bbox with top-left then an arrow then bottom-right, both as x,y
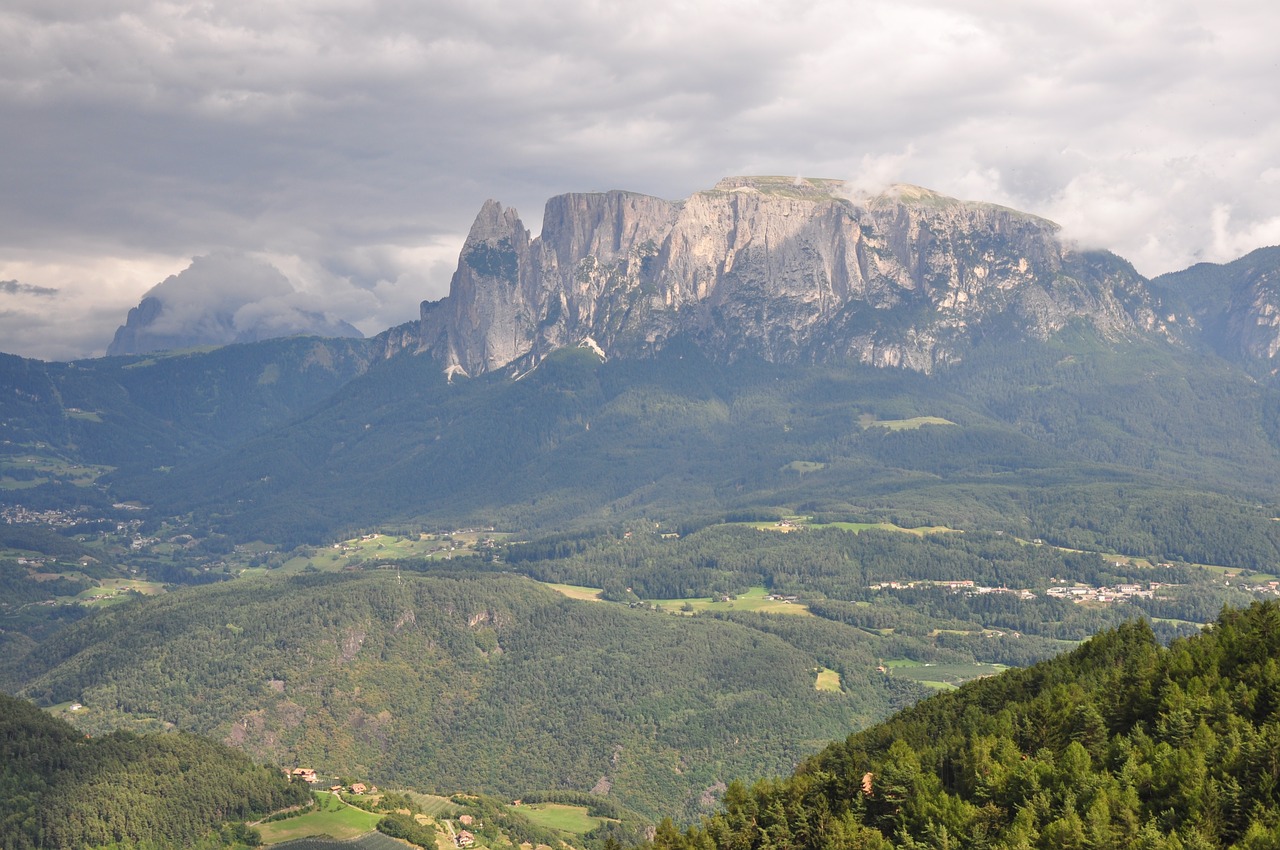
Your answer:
512,802 -> 605,835
257,792 -> 383,844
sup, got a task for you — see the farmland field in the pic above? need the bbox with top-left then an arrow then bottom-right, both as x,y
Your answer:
270,832 -> 408,850
513,803 -> 604,835
258,793 -> 383,844
814,667 -> 842,692
542,582 -> 605,602
270,532 -> 492,575
647,586 -> 811,616
858,414 -> 956,431
805,520 -> 957,536
883,659 -> 1008,689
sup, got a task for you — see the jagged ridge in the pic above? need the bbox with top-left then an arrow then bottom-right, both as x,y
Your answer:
406,177 -> 1171,376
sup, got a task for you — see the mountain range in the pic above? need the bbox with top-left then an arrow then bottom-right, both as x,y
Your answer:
4,177 -> 1280,846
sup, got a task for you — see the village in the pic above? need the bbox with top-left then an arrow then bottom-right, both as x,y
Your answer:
868,577 -> 1170,604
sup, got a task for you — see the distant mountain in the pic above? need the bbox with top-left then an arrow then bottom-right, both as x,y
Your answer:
5,177 -> 1280,550
1150,245 -> 1280,376
107,252 -> 362,356
399,177 -> 1169,377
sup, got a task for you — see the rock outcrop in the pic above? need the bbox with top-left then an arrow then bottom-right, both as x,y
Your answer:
412,177 -> 1167,376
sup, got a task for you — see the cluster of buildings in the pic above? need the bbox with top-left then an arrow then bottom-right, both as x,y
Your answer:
869,579 -> 1036,600
1045,582 -> 1159,603
1,504 -> 77,526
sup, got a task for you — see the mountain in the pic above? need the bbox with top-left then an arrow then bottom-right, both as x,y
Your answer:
107,252 -> 363,356
4,179 -> 1280,551
654,600 -> 1280,850
1150,245 -> 1280,376
405,177 -> 1167,377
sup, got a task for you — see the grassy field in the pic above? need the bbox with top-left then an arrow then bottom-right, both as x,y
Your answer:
542,582 -> 605,601
814,667 -> 842,692
780,460 -> 826,474
258,792 -> 383,844
883,659 -> 1008,689
268,532 -> 494,575
806,520 -> 957,536
0,453 -> 112,488
513,803 -> 604,835
75,579 -> 166,608
1195,563 -> 1280,584
401,792 -> 457,818
858,414 -> 957,431
647,586 -> 812,616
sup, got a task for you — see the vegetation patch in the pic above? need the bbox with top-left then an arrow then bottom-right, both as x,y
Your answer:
543,582 -> 605,601
511,802 -> 604,835
858,413 -> 956,430
274,532 -> 493,574
805,520 -> 957,536
258,793 -> 383,844
814,667 -> 842,692
647,586 -> 811,616
882,659 -> 1008,688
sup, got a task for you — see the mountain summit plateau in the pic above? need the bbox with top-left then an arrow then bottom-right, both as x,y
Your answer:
405,176 -> 1180,377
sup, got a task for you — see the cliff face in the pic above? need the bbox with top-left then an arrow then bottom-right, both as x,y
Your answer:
1150,246 -> 1280,377
413,177 -> 1168,376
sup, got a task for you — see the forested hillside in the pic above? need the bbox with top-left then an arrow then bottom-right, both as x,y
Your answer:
115,335 -> 1280,561
0,692 -> 309,849
654,600 -> 1280,850
2,570 -> 915,820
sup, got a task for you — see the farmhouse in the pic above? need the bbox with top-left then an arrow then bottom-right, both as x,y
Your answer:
456,830 -> 476,847
289,768 -> 318,783
349,782 -> 367,794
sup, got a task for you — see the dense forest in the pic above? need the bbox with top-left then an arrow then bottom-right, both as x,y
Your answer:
0,692 -> 310,850
1,571 -> 915,820
652,601 -> 1280,850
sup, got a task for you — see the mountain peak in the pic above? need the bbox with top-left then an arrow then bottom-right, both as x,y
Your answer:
401,177 -> 1161,377
107,253 -> 362,356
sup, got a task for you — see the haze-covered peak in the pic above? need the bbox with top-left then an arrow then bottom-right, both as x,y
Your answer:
107,252 -> 362,356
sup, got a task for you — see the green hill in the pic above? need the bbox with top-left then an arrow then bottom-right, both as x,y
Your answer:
655,600 -> 1280,850
0,691 -> 310,850
2,570 -> 915,820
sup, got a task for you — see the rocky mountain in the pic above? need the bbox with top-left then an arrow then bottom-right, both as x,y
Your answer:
1150,245 -> 1280,376
407,177 -> 1170,377
108,252 -> 363,356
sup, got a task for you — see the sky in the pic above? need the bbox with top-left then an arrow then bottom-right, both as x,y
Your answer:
1,0 -> 1278,361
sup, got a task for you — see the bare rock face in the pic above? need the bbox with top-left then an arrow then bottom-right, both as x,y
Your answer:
416,177 -> 1165,375
1150,246 -> 1280,377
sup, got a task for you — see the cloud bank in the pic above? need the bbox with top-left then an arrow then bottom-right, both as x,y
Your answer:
107,253 -> 363,355
1,0 -> 1277,359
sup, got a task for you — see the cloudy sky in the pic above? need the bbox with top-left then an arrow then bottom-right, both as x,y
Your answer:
2,0 -> 1278,360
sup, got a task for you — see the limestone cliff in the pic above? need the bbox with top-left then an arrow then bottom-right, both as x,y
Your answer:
414,177 -> 1169,376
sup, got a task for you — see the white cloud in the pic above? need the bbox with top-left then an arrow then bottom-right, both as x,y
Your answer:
0,0 -> 1278,357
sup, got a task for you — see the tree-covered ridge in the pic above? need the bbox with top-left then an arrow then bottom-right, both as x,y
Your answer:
0,691 -> 309,850
1,571 -> 910,820
654,601 -> 1280,850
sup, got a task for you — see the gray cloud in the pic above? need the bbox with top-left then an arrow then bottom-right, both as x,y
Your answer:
0,280 -> 58,296
1,0 -> 1278,359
